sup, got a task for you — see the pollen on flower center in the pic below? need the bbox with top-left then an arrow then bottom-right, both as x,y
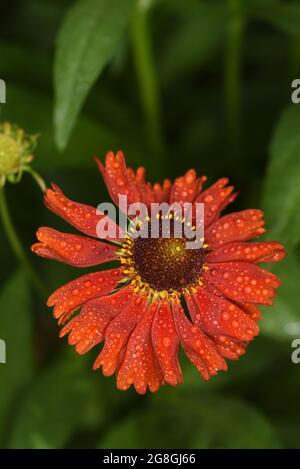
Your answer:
119,217 -> 206,299
132,236 -> 205,292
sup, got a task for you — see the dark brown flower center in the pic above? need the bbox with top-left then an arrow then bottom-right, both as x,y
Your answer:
132,235 -> 205,292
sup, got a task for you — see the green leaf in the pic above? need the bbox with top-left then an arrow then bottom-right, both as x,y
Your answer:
262,105 -> 300,249
261,255 -> 300,341
188,394 -> 282,449
54,0 -> 134,150
9,352 -> 95,449
0,270 -> 33,443
97,392 -> 282,449
98,416 -> 140,449
247,0 -> 300,38
183,336 -> 278,390
160,3 -> 227,85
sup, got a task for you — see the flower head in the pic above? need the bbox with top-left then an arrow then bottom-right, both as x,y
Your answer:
0,122 -> 38,188
32,151 -> 286,394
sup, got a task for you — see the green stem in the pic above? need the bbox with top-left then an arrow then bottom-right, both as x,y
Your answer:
0,187 -> 47,297
131,0 -> 165,159
225,0 -> 245,162
22,165 -> 46,193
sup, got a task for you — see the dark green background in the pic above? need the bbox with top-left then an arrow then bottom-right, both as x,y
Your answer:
1,0 -> 300,449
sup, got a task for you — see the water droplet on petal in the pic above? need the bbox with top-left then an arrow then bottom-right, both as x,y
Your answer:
163,337 -> 171,347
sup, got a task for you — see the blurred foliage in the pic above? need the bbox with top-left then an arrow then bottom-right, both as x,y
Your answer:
0,0 -> 300,450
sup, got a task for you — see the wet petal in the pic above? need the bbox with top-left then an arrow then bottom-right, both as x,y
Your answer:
172,302 -> 227,380
47,268 -> 123,322
93,294 -> 147,376
151,301 -> 182,386
170,169 -> 206,205
205,261 -> 281,305
32,227 -> 117,267
207,241 -> 286,264
95,152 -> 142,207
236,302 -> 262,321
117,303 -> 163,394
44,184 -> 122,241
216,339 -> 246,360
59,286 -> 133,354
128,166 -> 154,207
205,210 -> 266,248
195,178 -> 237,227
185,294 -> 247,361
186,288 -> 259,344
96,152 -> 173,209
152,179 -> 172,203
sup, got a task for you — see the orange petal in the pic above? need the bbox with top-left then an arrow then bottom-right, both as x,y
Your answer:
187,288 -> 259,343
205,261 -> 281,306
32,227 -> 117,267
152,179 -> 172,203
95,151 -> 142,207
117,303 -> 163,394
93,294 -> 148,376
151,301 -> 182,386
207,241 -> 286,264
59,286 -> 134,354
172,302 -> 227,380
205,210 -> 266,248
170,169 -> 206,205
44,184 -> 122,241
47,268 -> 123,322
195,177 -> 236,227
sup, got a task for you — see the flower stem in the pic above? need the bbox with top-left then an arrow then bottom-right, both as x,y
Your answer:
131,0 -> 165,160
22,165 -> 46,193
0,187 -> 47,297
224,0 -> 244,163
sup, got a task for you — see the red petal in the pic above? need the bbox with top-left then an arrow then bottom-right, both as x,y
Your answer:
128,166 -> 154,207
44,184 -> 122,241
172,302 -> 227,380
185,293 -> 247,361
217,340 -> 246,360
151,301 -> 182,386
93,294 -> 147,376
186,288 -> 259,344
195,178 -> 237,227
205,261 -> 281,305
131,169 -> 173,205
207,241 -> 286,264
59,286 -> 133,354
32,227 -> 117,267
170,170 -> 206,204
47,268 -> 123,322
96,152 -> 173,209
237,302 -> 262,321
205,210 -> 266,248
116,303 -> 164,394
95,152 -> 142,207
152,179 -> 172,203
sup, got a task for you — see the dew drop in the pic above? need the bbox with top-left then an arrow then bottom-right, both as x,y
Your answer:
163,337 -> 171,347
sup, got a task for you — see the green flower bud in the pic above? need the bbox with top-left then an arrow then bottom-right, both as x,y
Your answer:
0,122 -> 37,187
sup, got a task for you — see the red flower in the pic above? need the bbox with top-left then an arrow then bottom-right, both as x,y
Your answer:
32,151 -> 286,394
